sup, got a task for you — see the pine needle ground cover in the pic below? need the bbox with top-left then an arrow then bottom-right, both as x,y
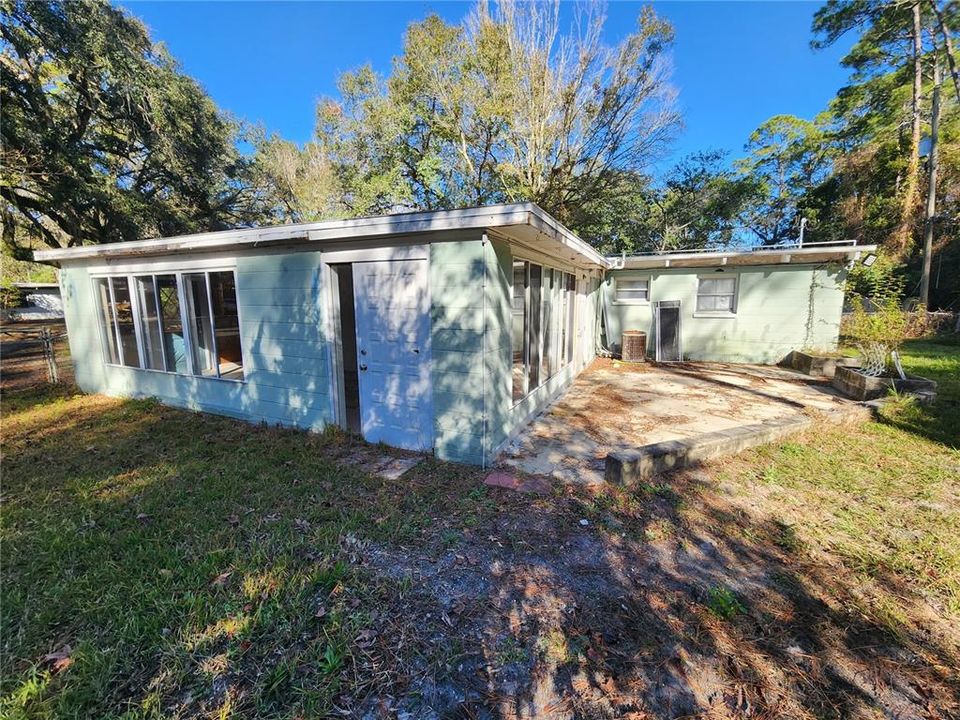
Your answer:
2,339 -> 958,718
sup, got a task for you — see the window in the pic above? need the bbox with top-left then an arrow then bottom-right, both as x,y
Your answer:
209,271 -> 244,380
95,277 -> 139,367
541,268 -> 555,380
511,261 -> 580,404
94,270 -> 244,380
614,277 -> 649,304
527,264 -> 542,390
511,261 -> 528,401
696,276 -> 738,314
135,276 -> 165,370
556,271 -> 576,370
157,275 -> 188,374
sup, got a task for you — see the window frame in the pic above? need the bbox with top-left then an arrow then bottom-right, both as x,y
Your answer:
612,275 -> 651,305
510,253 -> 580,406
91,266 -> 246,382
694,274 -> 739,317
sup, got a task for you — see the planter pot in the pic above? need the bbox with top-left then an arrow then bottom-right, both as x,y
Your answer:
832,365 -> 937,402
784,350 -> 860,378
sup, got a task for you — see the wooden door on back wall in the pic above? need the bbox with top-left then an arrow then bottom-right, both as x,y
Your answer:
352,259 -> 433,451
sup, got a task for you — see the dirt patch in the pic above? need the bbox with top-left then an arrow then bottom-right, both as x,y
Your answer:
0,322 -> 72,393
331,472 -> 960,719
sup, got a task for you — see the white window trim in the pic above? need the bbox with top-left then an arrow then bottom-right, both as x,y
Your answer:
694,273 -> 739,317
509,254 -> 584,408
612,275 -> 651,305
90,267 -> 247,383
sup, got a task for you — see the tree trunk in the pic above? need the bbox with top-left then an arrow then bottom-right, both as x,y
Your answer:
919,57 -> 941,308
928,0 -> 960,104
895,1 -> 924,256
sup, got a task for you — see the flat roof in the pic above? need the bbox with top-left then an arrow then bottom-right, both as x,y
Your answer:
33,203 -> 611,269
612,242 -> 877,270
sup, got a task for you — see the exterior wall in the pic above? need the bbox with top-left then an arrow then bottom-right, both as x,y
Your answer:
429,235 -> 602,465
487,244 -> 603,459
58,234 -> 603,467
59,249 -> 335,430
429,237 -> 489,465
604,264 -> 848,364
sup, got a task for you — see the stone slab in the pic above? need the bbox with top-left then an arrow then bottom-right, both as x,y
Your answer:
606,412 -> 832,485
484,471 -> 552,494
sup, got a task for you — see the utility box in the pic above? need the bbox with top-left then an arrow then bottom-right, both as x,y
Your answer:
621,330 -> 647,362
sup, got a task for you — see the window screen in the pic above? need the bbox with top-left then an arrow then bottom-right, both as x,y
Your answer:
615,278 -> 649,303
696,277 -> 737,313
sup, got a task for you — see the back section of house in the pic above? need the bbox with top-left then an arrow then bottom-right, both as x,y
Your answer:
603,264 -> 849,364
56,227 -> 604,466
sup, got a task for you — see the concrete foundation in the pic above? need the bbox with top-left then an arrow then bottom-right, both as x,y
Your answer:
783,350 -> 860,378
605,404 -> 873,485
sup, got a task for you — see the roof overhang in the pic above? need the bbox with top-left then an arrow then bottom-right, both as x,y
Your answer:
33,203 -> 611,269
612,244 -> 878,270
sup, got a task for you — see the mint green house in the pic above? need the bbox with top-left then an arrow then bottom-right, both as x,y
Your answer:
603,243 -> 873,364
36,203 -> 871,466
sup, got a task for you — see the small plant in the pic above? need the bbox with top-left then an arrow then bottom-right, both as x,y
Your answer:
706,585 -> 746,619
845,295 -> 911,376
319,643 -> 345,675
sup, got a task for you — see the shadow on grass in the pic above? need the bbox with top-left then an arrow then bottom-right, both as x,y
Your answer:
876,336 -> 960,448
3,384 -> 959,718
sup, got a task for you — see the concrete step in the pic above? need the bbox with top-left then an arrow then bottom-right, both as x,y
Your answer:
605,404 -> 873,485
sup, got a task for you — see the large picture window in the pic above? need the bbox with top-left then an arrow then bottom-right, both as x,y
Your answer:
511,261 -> 580,404
94,269 -> 244,381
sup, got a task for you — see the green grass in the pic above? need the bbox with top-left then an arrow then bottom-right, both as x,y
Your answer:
2,336 -> 958,718
0,391 -> 486,718
721,337 -> 960,618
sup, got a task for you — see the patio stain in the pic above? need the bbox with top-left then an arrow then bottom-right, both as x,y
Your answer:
501,358 -> 857,485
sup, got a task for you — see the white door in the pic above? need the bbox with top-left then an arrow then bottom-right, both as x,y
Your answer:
352,259 -> 433,451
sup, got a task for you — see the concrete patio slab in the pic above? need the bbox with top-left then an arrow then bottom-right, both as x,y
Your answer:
499,358 -> 866,485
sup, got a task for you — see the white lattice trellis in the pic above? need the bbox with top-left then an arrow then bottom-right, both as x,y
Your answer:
857,341 -> 890,377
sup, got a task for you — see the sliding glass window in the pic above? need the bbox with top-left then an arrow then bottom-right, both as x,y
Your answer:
565,273 -> 576,364
157,275 -> 188,374
209,271 -> 244,381
527,264 -> 542,391
510,261 -> 580,405
95,277 -> 140,367
94,270 -> 243,380
135,276 -> 165,370
511,261 -> 528,402
95,278 -> 120,365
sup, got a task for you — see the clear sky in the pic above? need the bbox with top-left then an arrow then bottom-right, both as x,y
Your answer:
118,1 -> 855,171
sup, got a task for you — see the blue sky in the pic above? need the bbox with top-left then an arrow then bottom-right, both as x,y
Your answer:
119,1 -> 855,171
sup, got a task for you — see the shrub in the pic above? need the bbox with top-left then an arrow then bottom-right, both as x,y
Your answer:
845,295 -> 913,375
0,281 -> 25,309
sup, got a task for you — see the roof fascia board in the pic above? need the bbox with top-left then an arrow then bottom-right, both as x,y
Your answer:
615,245 -> 878,269
33,202 -> 609,268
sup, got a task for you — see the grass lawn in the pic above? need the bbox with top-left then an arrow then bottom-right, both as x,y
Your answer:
2,337 -> 958,719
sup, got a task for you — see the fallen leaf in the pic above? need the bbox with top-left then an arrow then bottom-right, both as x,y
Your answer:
226,515 -> 240,526
211,570 -> 232,587
355,629 -> 377,648
315,606 -> 327,619
43,646 -> 72,673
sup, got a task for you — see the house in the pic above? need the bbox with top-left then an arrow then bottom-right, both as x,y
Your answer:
603,242 -> 875,364
34,203 -> 873,466
3,282 -> 64,321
